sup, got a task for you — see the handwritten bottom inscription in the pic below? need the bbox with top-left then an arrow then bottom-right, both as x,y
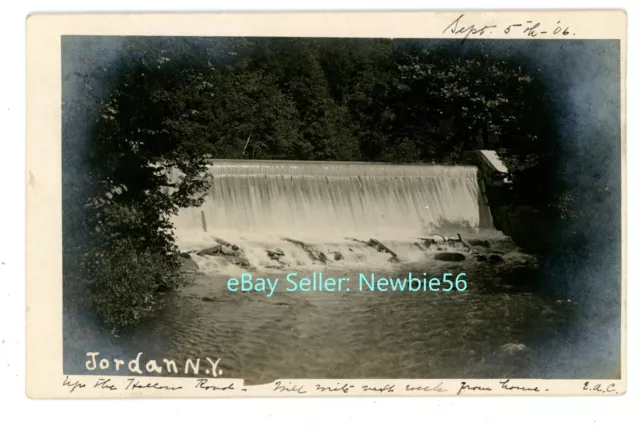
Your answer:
61,376 -> 620,396
63,376 -> 236,393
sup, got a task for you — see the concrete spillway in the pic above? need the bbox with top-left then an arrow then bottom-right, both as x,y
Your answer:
170,160 -> 496,272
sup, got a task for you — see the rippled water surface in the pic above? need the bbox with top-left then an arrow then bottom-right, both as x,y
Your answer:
116,256 -> 577,384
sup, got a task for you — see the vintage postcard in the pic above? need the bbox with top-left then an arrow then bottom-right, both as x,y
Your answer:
26,11 -> 626,398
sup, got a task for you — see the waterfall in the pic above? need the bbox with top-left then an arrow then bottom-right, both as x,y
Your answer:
170,160 -> 495,272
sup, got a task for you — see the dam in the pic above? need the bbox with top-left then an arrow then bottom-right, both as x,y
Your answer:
171,160 -> 498,272
114,159 -> 576,384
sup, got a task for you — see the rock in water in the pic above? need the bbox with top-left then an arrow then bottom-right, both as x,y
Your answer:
468,239 -> 491,248
316,251 -> 328,263
434,252 -> 465,262
367,239 -> 399,260
267,248 -> 285,260
197,245 -> 222,256
202,296 -> 216,302
230,257 -> 250,268
333,251 -> 343,261
220,246 -> 240,256
283,238 -> 328,264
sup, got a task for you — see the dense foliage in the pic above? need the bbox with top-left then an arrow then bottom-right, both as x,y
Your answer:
74,37 -> 567,329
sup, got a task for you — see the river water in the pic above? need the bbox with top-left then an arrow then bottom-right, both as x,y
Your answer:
104,160 -> 579,383
122,252 -> 577,384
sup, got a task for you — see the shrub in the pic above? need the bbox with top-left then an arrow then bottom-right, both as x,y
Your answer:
83,235 -> 182,332
80,198 -> 185,332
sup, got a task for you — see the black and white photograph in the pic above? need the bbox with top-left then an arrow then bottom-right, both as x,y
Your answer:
24,11 -> 626,397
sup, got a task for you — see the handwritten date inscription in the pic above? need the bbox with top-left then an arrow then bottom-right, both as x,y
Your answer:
443,14 -> 574,43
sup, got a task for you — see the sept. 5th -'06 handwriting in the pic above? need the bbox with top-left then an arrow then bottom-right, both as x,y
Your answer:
443,14 -> 575,43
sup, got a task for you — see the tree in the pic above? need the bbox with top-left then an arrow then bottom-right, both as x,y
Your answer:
78,39 -> 221,330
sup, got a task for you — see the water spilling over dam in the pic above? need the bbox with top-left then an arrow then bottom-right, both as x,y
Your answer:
171,160 -> 497,272
83,160 -> 576,384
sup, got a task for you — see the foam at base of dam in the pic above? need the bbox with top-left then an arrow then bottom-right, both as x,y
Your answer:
170,160 -> 497,272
